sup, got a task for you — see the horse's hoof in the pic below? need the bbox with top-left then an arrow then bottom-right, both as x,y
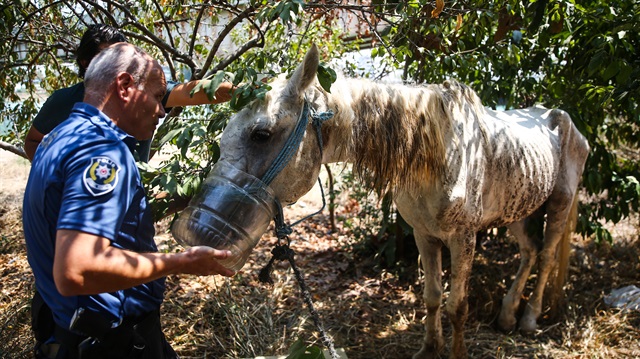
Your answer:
412,340 -> 445,359
497,313 -> 517,333
518,316 -> 538,335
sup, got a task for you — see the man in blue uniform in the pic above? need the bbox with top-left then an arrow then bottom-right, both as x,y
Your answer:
23,42 -> 235,359
23,24 -> 234,162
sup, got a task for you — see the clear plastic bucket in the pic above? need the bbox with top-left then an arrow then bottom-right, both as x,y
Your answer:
171,160 -> 276,271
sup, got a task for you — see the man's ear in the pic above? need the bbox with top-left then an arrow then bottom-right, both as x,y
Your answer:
116,72 -> 135,102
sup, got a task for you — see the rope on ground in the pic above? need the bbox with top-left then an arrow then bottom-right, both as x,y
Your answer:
259,239 -> 339,359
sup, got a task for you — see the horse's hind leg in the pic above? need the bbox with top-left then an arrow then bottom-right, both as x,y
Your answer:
412,234 -> 445,359
515,109 -> 588,332
519,189 -> 576,333
499,214 -> 543,331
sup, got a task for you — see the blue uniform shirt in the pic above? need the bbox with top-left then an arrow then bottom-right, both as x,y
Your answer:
23,103 -> 165,330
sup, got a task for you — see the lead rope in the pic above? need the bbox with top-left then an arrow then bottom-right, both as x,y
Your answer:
258,192 -> 339,359
259,101 -> 339,359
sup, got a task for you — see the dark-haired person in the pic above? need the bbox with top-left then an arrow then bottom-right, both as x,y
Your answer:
24,24 -> 233,162
24,42 -> 235,359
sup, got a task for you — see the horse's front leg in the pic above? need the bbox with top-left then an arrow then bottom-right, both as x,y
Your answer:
413,235 -> 444,359
445,233 -> 476,359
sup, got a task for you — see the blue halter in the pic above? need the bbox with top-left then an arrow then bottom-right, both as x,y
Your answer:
259,97 -> 334,238
260,98 -> 333,186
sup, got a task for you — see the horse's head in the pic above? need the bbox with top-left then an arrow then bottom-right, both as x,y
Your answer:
171,45 -> 329,270
220,44 -> 325,205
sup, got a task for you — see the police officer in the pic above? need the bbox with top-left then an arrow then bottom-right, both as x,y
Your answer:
23,43 -> 235,359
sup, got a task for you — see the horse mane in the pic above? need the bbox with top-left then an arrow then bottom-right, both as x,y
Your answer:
322,78 -> 486,193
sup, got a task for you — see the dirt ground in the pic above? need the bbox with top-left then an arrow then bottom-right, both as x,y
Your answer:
1,150 -> 639,359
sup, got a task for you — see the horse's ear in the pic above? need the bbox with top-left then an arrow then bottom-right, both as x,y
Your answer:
284,44 -> 320,99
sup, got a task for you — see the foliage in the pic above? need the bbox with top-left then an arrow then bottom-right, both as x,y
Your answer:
361,0 -> 640,244
0,0 -> 351,218
286,338 -> 324,359
1,0 -> 637,245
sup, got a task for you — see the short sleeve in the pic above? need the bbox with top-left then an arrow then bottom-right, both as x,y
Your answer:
57,142 -> 137,241
33,83 -> 85,134
162,80 -> 179,111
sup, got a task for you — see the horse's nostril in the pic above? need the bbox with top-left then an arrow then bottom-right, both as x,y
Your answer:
251,129 -> 271,142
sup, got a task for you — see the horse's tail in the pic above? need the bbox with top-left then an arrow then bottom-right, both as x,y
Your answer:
559,191 -> 579,287
548,186 -> 579,314
546,109 -> 588,316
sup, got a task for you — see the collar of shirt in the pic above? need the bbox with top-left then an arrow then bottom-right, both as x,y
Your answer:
71,102 -> 139,152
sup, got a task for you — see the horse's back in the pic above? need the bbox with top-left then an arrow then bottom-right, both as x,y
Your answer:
478,105 -> 587,228
492,105 -> 590,188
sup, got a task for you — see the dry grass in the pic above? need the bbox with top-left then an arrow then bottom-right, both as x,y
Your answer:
1,151 -> 639,358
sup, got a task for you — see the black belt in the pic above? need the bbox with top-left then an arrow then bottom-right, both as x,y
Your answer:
52,310 -> 160,359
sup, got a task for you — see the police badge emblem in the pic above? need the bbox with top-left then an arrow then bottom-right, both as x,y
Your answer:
83,157 -> 121,196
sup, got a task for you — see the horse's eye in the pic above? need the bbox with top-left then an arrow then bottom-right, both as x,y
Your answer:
250,129 -> 271,142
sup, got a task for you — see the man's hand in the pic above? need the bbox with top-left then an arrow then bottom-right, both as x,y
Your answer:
179,246 -> 236,277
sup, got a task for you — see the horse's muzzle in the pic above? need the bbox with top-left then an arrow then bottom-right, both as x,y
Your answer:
171,160 -> 276,271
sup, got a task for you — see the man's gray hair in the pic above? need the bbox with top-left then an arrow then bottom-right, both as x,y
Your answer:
84,43 -> 152,97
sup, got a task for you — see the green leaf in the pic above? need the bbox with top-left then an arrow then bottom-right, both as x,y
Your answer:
587,51 -> 606,77
286,339 -> 307,358
317,62 -> 336,93
229,83 -> 260,111
280,4 -> 291,22
601,61 -> 619,81
616,61 -> 633,84
158,128 -> 182,147
205,71 -> 227,101
177,128 -> 193,157
190,81 -> 204,98
286,338 -> 324,359
233,68 -> 245,86
256,55 -> 266,70
161,174 -> 178,194
407,0 -> 419,8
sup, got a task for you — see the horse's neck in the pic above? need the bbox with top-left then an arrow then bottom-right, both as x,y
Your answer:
319,78 -> 451,192
320,79 -> 392,164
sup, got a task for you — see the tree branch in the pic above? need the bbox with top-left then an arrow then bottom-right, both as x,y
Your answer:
199,5 -> 257,79
151,0 -> 175,49
204,35 -> 264,77
83,0 -> 197,70
188,1 -> 209,60
0,141 -> 27,160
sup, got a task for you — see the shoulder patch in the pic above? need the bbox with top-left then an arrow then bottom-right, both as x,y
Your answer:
83,157 -> 121,196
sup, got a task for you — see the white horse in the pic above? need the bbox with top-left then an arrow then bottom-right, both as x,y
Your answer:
218,45 -> 590,358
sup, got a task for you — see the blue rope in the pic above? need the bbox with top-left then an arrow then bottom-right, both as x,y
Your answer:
272,177 -> 326,240
260,99 -> 334,186
290,177 -> 326,228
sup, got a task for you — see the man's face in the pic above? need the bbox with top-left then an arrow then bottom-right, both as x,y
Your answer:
125,64 -> 167,140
